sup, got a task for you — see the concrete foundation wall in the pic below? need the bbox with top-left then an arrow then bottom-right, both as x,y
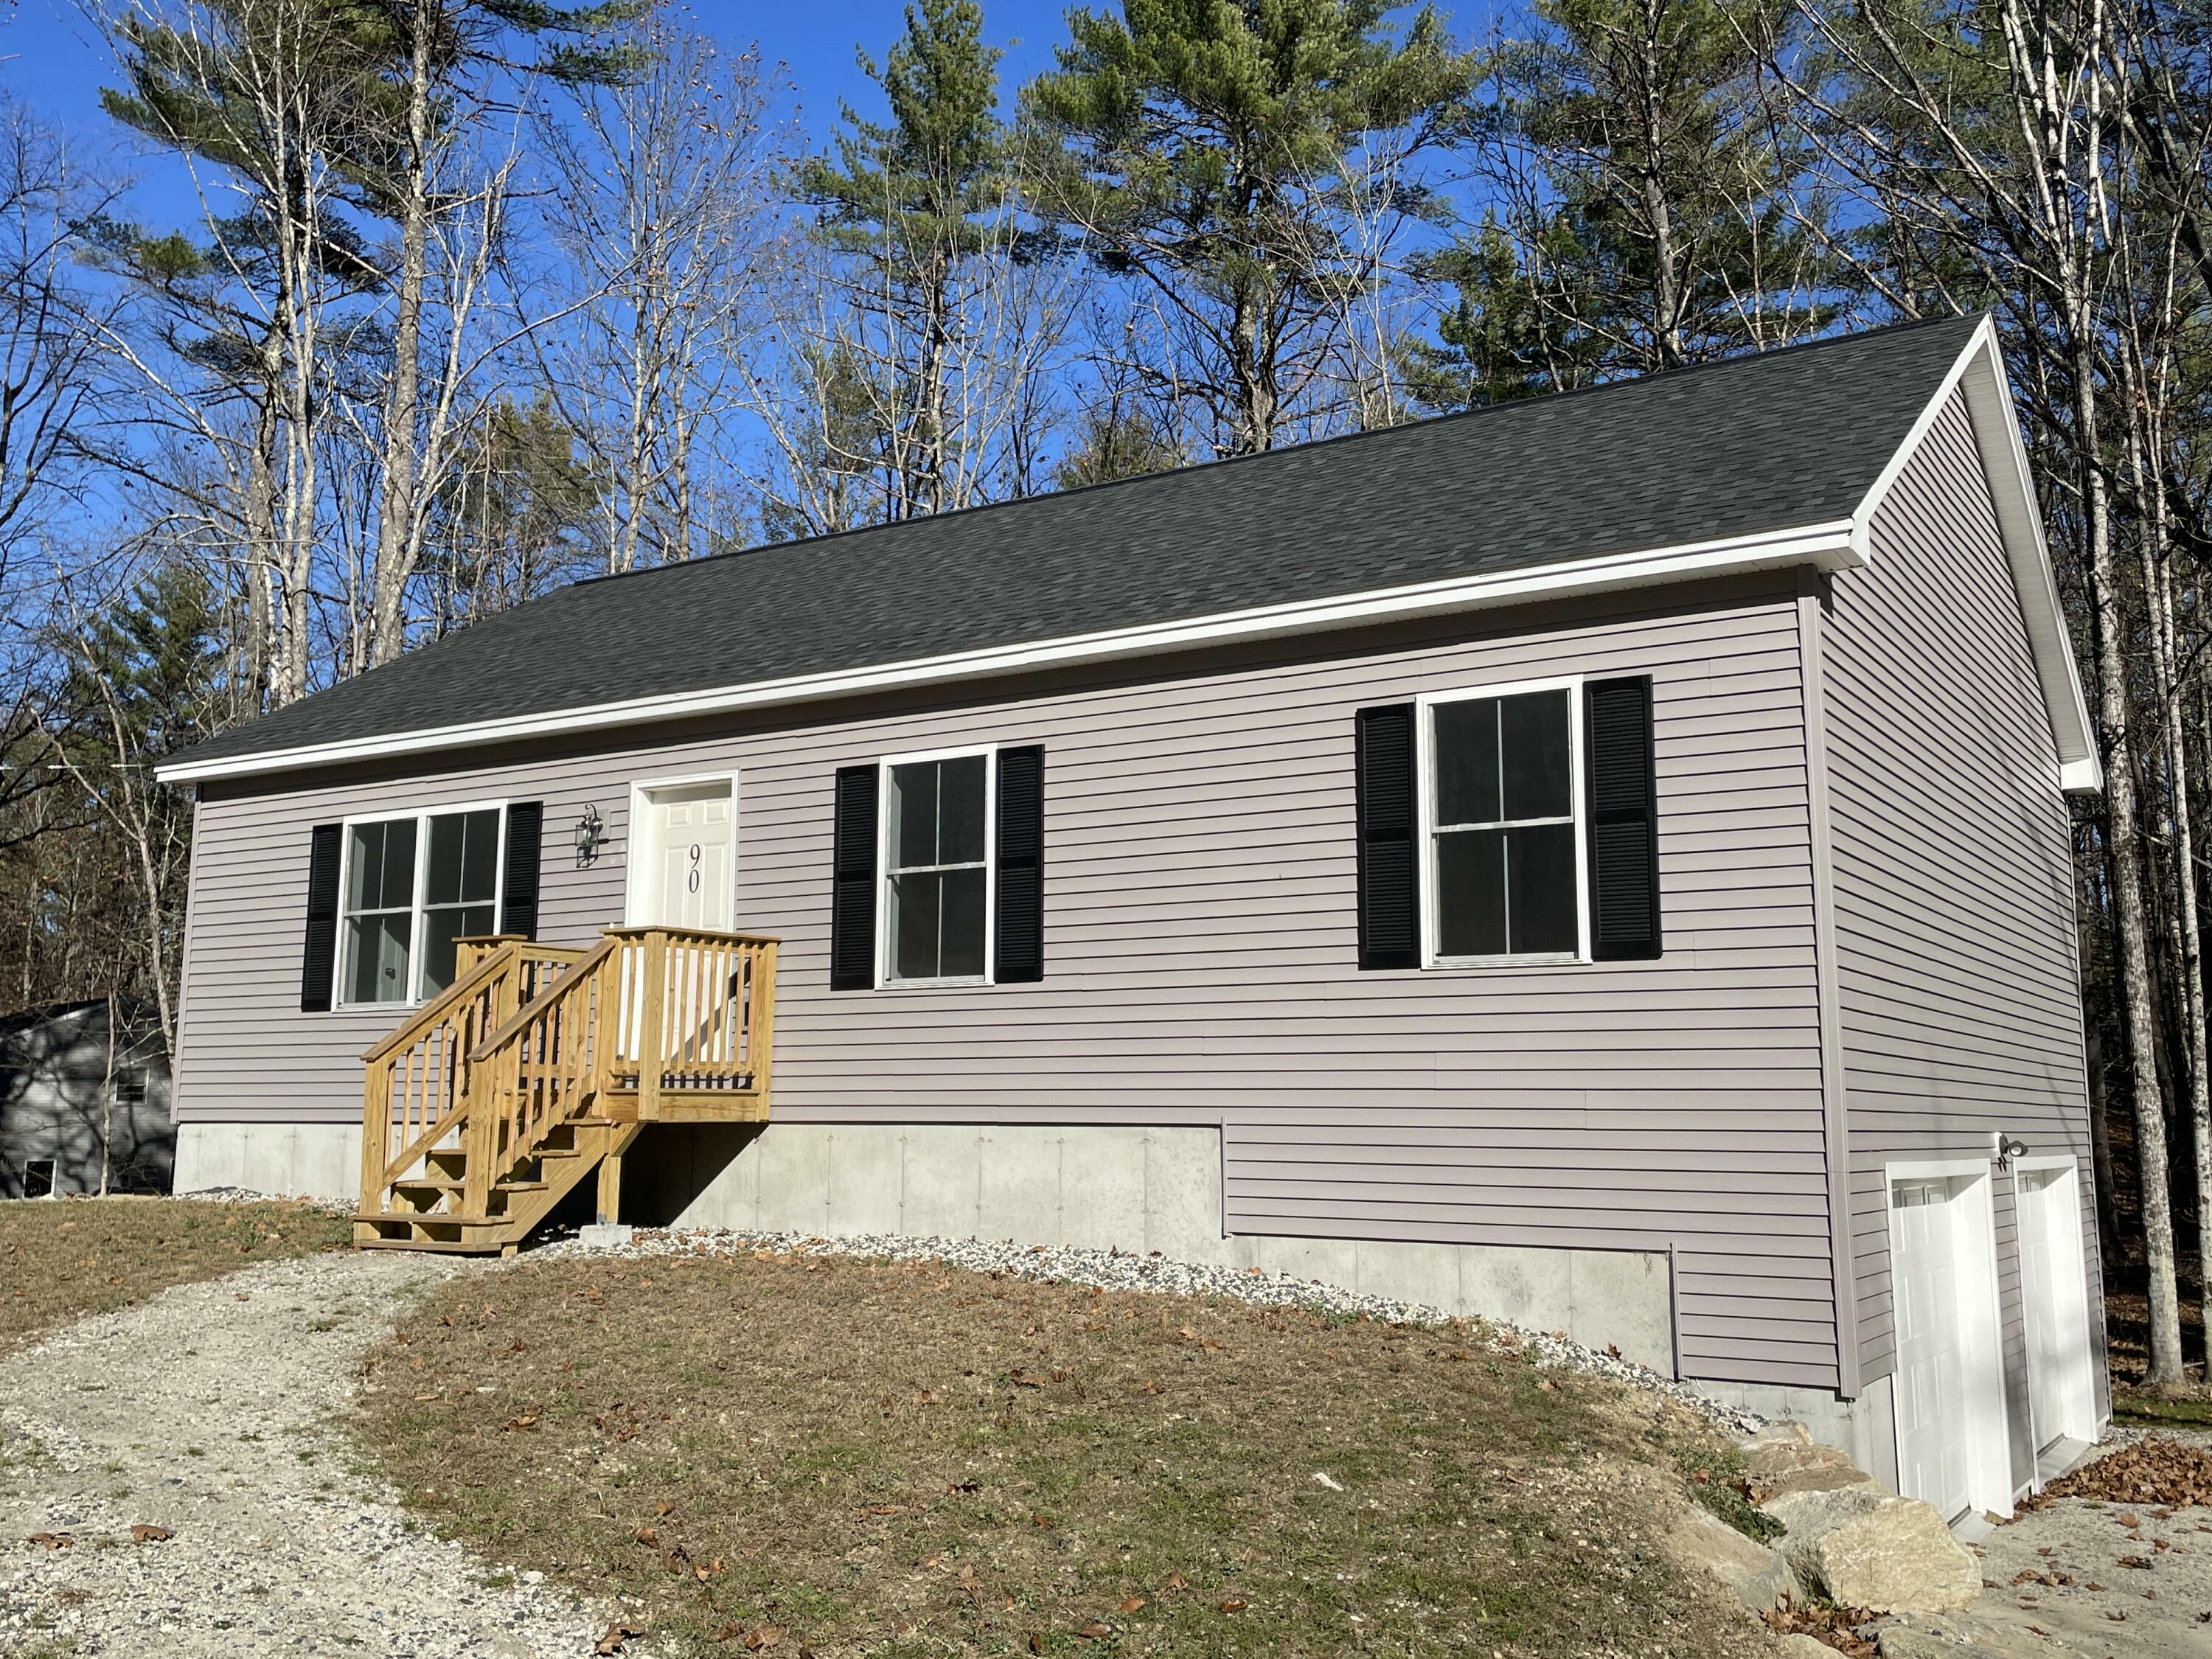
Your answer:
630,1120 -> 1677,1374
173,1121 -> 358,1202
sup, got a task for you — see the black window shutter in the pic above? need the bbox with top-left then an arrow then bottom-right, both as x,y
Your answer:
830,765 -> 880,990
995,745 -> 1046,983
300,823 -> 343,1012
500,801 -> 544,939
1354,703 -> 1420,970
1585,675 -> 1663,960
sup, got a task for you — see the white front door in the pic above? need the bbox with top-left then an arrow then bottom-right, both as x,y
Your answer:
2019,1164 -> 2096,1452
631,779 -> 736,930
1892,1176 -> 1975,1523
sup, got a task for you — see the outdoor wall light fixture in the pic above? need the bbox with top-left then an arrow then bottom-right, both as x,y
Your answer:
1995,1133 -> 2030,1172
574,804 -> 605,866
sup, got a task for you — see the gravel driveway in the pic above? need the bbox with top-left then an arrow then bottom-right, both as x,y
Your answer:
0,1251 -> 618,1658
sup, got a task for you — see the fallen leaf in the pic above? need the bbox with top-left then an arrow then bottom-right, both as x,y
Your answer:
633,1526 -> 660,1545
2027,1439 -> 2212,1512
740,1625 -> 782,1650
503,1415 -> 539,1432
26,1532 -> 72,1551
1119,1596 -> 1145,1613
2118,1557 -> 2154,1571
1165,1572 -> 1187,1591
129,1524 -> 173,1543
1027,1637 -> 1043,1655
1075,1623 -> 1112,1640
1219,1598 -> 1248,1613
597,1623 -> 645,1655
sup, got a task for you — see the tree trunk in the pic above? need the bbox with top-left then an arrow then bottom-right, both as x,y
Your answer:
1636,0 -> 1683,369
2084,340 -> 2186,1385
368,3 -> 436,665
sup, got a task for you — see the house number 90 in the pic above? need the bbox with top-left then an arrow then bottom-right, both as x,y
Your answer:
686,844 -> 702,894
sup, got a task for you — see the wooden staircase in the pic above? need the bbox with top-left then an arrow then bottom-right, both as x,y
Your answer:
355,926 -> 779,1253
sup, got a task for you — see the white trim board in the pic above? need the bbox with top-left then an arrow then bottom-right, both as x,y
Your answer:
158,321 -> 2098,793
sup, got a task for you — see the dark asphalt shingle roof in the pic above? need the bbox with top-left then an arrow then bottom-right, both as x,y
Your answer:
180,316 -> 1980,768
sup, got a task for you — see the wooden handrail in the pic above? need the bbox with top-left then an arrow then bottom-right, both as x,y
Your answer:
358,937 -> 582,1216
466,933 -> 620,1064
358,936 -> 556,1064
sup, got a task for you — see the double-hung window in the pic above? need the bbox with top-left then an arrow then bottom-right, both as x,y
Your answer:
338,806 -> 504,1006
881,750 -> 992,984
1423,680 -> 1586,964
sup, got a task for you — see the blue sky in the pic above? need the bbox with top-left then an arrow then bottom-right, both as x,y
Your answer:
0,0 -> 1079,153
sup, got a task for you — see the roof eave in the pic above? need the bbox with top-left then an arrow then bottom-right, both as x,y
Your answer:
156,518 -> 1860,785
1849,314 -> 2103,796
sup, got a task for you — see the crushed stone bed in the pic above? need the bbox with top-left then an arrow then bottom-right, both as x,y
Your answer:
532,1223 -> 1767,1436
0,1251 -> 619,1658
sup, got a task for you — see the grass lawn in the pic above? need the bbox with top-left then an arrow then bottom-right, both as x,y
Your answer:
0,1195 -> 353,1354
354,1250 -> 1772,1658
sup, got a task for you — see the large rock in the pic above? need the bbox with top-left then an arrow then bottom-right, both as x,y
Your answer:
1763,1486 -> 1980,1614
1739,1421 -> 1882,1498
1665,1506 -> 1802,1611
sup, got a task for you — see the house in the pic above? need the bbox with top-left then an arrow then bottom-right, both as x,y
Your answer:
156,314 -> 2105,1526
1,997 -> 175,1198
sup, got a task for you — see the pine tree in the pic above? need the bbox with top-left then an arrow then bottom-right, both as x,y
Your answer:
1024,0 -> 1471,455
799,0 -> 1023,518
1411,0 -> 1832,407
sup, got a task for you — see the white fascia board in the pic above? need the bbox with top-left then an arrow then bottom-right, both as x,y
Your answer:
157,520 -> 1858,786
1850,316 -> 2103,796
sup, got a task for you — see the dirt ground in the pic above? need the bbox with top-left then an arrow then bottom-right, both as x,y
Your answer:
1966,1486 -> 2212,1657
351,1249 -> 1780,1659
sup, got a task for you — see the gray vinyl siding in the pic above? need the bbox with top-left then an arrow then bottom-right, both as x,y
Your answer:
1822,390 -> 2096,1458
175,576 -> 1837,1389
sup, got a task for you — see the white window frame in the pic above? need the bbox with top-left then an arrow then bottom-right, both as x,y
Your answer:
1416,674 -> 1590,969
623,770 -> 742,930
876,743 -> 997,990
333,798 -> 509,1011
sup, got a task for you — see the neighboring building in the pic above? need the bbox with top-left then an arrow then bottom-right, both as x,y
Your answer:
0,998 -> 174,1198
156,315 -> 2105,1526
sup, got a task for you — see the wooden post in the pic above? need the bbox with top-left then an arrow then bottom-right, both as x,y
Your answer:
751,939 -> 778,1108
636,928 -> 669,1122
356,1062 -> 389,1240
596,1134 -> 624,1228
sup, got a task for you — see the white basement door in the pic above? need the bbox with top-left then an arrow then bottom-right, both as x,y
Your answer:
2019,1165 -> 2096,1451
1891,1176 -> 1975,1524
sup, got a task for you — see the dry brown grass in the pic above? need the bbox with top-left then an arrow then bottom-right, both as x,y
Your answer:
353,1250 -> 1771,1659
0,1195 -> 352,1354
